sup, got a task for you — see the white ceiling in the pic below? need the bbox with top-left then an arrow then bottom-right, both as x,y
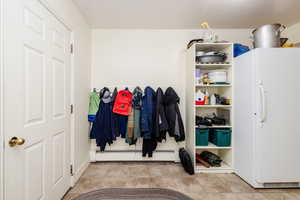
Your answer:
73,0 -> 300,29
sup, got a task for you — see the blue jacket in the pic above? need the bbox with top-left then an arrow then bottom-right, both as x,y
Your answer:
140,87 -> 156,139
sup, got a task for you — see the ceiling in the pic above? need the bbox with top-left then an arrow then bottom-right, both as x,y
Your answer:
73,0 -> 300,29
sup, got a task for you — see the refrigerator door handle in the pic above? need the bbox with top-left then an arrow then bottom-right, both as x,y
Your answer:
259,83 -> 266,123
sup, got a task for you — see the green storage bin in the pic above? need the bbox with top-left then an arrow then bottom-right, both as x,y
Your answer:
210,129 -> 232,147
196,128 -> 209,146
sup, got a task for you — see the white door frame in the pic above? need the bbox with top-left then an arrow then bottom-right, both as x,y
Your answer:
0,0 -> 4,198
70,33 -> 76,186
0,0 -> 76,198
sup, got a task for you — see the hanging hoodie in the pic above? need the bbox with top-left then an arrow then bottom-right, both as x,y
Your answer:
90,88 -> 114,151
154,88 -> 169,142
164,87 -> 185,142
132,87 -> 143,143
125,110 -> 134,145
88,92 -> 100,122
112,89 -> 132,138
126,87 -> 143,145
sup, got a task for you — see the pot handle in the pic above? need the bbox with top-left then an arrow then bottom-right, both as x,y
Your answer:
276,25 -> 286,36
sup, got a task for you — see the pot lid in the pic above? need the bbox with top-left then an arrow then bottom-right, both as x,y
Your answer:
252,23 -> 282,34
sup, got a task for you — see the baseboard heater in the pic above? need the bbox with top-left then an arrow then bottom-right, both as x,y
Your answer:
91,150 -> 177,162
96,150 -> 174,153
263,182 -> 300,188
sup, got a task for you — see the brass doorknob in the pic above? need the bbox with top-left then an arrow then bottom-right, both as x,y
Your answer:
9,137 -> 25,147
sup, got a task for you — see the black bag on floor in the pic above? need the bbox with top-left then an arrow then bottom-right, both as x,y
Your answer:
179,148 -> 195,175
200,151 -> 222,167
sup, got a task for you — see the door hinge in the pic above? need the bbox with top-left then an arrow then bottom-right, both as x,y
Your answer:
70,104 -> 74,114
70,164 -> 74,176
70,43 -> 74,54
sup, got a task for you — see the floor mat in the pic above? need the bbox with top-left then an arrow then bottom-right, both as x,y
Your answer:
72,188 -> 193,200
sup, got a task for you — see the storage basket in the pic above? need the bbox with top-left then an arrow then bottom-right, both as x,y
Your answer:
210,129 -> 231,147
196,128 -> 209,146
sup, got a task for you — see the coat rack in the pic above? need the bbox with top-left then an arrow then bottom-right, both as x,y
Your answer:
89,86 -> 182,162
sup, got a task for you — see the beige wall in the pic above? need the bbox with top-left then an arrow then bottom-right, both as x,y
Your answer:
91,29 -> 252,121
285,22 -> 300,43
42,0 -> 91,179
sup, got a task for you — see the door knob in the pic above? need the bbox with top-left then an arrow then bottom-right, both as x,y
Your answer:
8,137 -> 25,147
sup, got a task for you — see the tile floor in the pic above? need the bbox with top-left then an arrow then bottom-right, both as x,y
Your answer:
64,162 -> 300,200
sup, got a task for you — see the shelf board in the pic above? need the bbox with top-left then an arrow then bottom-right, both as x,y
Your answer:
195,162 -> 233,173
195,142 -> 232,149
196,63 -> 231,66
195,64 -> 232,70
195,125 -> 232,129
195,84 -> 231,87
195,43 -> 233,52
195,105 -> 232,108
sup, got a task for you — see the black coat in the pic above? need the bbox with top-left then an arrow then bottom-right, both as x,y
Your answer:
154,88 -> 169,142
164,87 -> 185,142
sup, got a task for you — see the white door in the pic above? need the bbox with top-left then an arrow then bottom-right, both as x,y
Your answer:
254,48 -> 300,183
3,0 -> 71,199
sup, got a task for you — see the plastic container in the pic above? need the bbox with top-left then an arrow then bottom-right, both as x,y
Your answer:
234,43 -> 250,57
195,68 -> 202,84
196,128 -> 209,146
210,129 -> 232,147
208,70 -> 227,84
195,100 -> 205,105
210,94 -> 216,105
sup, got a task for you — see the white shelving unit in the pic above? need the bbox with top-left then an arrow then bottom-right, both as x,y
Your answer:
185,43 -> 234,173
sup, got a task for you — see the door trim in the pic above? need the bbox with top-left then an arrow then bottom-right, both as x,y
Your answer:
70,33 -> 76,186
0,0 -> 4,198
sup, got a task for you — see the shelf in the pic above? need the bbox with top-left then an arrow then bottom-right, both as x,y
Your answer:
195,142 -> 232,149
195,125 -> 232,129
195,43 -> 233,52
195,64 -> 232,70
195,84 -> 231,87
196,63 -> 231,67
195,105 -> 232,108
195,161 -> 233,173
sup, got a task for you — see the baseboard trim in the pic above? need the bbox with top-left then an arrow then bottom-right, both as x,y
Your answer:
70,159 -> 90,187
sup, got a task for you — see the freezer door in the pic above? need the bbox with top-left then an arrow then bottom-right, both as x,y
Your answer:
254,48 -> 300,183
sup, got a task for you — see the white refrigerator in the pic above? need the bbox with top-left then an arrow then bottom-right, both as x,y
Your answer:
234,48 -> 300,188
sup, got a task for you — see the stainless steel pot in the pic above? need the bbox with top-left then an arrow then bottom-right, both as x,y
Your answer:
252,24 -> 286,48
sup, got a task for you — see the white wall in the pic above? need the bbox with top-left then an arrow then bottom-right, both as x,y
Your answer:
285,22 -> 300,43
41,0 -> 91,179
91,29 -> 251,120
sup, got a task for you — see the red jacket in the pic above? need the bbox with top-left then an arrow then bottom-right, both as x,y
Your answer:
113,90 -> 133,116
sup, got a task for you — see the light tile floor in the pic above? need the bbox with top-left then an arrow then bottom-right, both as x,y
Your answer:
64,162 -> 300,200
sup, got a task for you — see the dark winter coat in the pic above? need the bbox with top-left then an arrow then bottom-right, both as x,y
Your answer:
111,88 -> 120,138
140,87 -> 156,140
164,87 -> 185,142
154,87 -> 169,142
90,88 -> 114,151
